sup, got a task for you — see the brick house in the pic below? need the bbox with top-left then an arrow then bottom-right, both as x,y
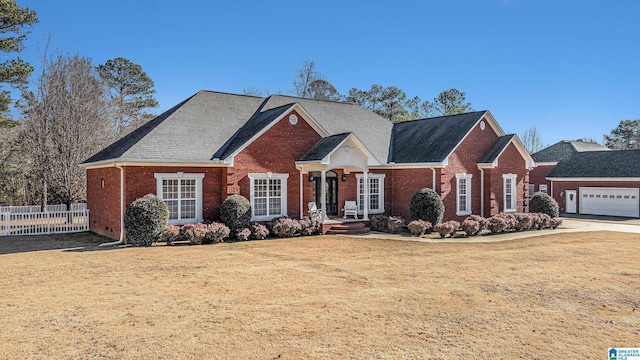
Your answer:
531,141 -> 640,218
81,90 -> 534,240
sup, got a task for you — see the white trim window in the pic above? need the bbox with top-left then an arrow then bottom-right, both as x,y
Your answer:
456,173 -> 473,216
528,184 -> 535,198
154,173 -> 205,224
248,173 -> 289,221
356,173 -> 385,214
503,174 -> 517,212
539,184 -> 548,194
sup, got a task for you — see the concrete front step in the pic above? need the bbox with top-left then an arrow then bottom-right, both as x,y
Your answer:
326,227 -> 371,235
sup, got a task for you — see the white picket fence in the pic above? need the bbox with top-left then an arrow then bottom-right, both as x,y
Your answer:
0,203 -> 86,214
0,204 -> 89,236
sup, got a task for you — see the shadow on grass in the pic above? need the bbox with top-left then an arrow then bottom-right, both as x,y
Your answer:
0,232 -> 124,255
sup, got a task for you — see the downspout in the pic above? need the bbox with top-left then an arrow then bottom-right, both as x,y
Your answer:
99,162 -> 124,247
480,168 -> 485,218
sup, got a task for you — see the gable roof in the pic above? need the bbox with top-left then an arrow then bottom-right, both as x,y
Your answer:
548,149 -> 640,178
479,134 -> 516,164
389,111 -> 488,163
531,140 -> 609,163
298,133 -> 351,161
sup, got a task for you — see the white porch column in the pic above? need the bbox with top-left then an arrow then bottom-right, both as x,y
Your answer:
363,171 -> 369,221
320,170 -> 327,223
299,169 -> 303,219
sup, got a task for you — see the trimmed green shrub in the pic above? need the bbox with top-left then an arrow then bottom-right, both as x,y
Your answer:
124,194 -> 169,247
407,219 -> 432,236
369,215 -> 389,232
409,188 -> 444,225
220,194 -> 252,236
529,192 -> 559,218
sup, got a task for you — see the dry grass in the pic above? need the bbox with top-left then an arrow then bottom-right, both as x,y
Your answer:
1,231 -> 639,359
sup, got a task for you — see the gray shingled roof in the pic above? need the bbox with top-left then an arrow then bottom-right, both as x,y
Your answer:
390,111 -> 487,163
531,140 -> 609,163
479,134 -> 516,164
298,133 -> 351,161
548,149 -> 640,178
83,91 -> 393,165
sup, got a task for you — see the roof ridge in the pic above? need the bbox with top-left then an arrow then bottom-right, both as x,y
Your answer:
398,110 -> 487,124
198,89 -> 265,99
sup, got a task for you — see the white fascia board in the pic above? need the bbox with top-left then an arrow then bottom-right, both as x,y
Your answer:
81,159 -> 228,169
374,162 -> 444,169
535,162 -> 558,166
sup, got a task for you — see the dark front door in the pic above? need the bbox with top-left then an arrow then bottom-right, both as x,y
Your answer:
313,171 -> 339,216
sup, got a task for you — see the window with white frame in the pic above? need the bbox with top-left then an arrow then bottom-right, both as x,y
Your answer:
356,173 -> 385,214
248,173 -> 288,220
456,173 -> 473,216
528,184 -> 535,198
154,173 -> 204,224
503,174 -> 517,212
539,184 -> 548,194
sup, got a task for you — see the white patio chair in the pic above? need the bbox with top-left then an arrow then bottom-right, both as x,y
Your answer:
343,201 -> 358,219
308,202 -> 321,221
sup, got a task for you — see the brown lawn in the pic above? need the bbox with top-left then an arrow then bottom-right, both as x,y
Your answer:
0,231 -> 639,359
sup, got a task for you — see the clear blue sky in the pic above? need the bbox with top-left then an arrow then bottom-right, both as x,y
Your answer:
18,0 -> 640,146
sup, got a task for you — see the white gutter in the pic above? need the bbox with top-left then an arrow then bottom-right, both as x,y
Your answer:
431,167 -> 436,191
100,162 -> 125,246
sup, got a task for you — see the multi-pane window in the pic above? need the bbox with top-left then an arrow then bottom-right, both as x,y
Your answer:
249,174 -> 288,220
356,174 -> 385,214
154,173 -> 204,224
456,173 -> 472,215
503,174 -> 517,212
528,184 -> 535,198
539,184 -> 548,194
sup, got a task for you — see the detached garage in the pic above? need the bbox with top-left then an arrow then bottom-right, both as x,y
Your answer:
546,149 -> 640,218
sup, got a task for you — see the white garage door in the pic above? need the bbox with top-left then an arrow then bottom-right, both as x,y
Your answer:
580,187 -> 639,218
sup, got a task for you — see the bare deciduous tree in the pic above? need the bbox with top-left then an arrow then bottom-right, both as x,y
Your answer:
520,127 -> 545,154
22,54 -> 112,208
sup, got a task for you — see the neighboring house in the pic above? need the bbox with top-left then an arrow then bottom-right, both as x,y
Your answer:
530,140 -> 609,197
81,90 -> 534,240
547,149 -> 640,218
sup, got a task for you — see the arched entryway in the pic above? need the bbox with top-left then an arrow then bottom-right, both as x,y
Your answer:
311,170 -> 338,215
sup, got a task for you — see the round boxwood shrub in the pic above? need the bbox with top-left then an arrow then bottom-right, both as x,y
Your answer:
409,188 -> 444,225
220,194 -> 251,235
529,192 -> 559,218
124,194 -> 169,247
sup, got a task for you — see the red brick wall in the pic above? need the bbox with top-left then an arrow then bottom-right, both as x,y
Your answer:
123,166 -> 224,222
86,167 -> 122,239
487,143 -> 529,215
230,109 -> 323,218
440,120 -> 499,221
86,165 -> 225,240
529,164 -> 554,194
551,180 -> 640,213
388,168 -> 436,219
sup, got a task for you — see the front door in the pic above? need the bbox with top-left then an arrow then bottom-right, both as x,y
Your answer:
566,190 -> 577,213
313,171 -> 339,216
